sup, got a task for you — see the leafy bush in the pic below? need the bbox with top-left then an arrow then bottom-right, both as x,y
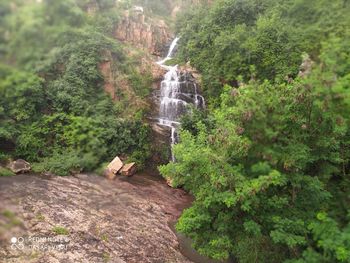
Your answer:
32,150 -> 82,176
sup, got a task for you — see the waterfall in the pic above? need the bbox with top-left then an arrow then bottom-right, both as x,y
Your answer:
157,37 -> 180,67
157,38 -> 205,161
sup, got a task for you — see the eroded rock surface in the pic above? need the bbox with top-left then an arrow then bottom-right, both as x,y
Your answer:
115,9 -> 172,56
0,172 -> 193,263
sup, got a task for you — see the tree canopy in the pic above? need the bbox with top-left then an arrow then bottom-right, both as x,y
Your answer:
0,0 -> 152,175
160,0 -> 350,262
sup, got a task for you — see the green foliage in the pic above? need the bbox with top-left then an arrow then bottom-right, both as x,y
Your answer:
287,212 -> 350,263
0,167 -> 15,177
160,23 -> 350,262
175,0 -> 350,101
32,150 -> 82,176
127,70 -> 153,98
0,68 -> 45,121
0,0 -> 152,175
52,226 -> 69,235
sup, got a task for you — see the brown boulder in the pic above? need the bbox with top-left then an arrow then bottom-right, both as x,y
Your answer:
7,159 -> 31,174
105,156 -> 124,180
120,163 -> 137,177
107,156 -> 124,174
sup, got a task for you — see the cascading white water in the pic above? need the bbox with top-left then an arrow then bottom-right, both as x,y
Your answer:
157,37 -> 180,67
157,38 -> 205,161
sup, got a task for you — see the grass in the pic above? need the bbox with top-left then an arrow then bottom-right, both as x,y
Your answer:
2,210 -> 16,218
0,167 -> 15,177
2,209 -> 22,226
102,252 -> 110,262
101,234 -> 108,242
35,213 -> 45,221
52,226 -> 69,235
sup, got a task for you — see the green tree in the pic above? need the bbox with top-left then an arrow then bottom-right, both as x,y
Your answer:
160,33 -> 350,261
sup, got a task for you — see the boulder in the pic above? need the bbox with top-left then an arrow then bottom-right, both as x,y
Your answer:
107,156 -> 124,174
120,163 -> 137,177
7,159 -> 31,174
105,156 -> 124,180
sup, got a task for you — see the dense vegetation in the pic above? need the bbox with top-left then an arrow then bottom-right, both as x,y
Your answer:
160,0 -> 350,262
176,0 -> 350,103
1,0 -> 350,262
0,0 -> 152,175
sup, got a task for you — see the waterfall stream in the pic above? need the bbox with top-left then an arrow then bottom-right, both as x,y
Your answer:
156,38 -> 205,161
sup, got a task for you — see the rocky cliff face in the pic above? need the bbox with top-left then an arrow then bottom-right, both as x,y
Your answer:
114,9 -> 172,56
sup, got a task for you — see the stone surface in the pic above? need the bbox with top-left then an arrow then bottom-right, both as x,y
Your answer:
0,172 -> 193,263
120,163 -> 137,177
7,159 -> 31,174
107,156 -> 124,175
103,168 -> 116,180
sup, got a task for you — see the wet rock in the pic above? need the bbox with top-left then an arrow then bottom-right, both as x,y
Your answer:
179,82 -> 197,94
7,159 -> 31,174
120,163 -> 137,177
176,93 -> 196,104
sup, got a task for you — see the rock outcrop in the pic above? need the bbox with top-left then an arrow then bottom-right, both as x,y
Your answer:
0,173 -> 193,263
114,9 -> 172,56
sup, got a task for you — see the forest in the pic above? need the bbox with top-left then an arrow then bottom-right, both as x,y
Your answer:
160,0 -> 350,262
0,0 -> 153,176
0,0 -> 349,262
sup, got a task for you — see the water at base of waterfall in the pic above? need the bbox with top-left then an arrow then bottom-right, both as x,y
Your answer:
157,38 -> 205,161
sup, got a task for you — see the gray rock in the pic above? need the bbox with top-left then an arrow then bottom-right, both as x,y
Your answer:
0,173 -> 193,263
7,159 -> 31,174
